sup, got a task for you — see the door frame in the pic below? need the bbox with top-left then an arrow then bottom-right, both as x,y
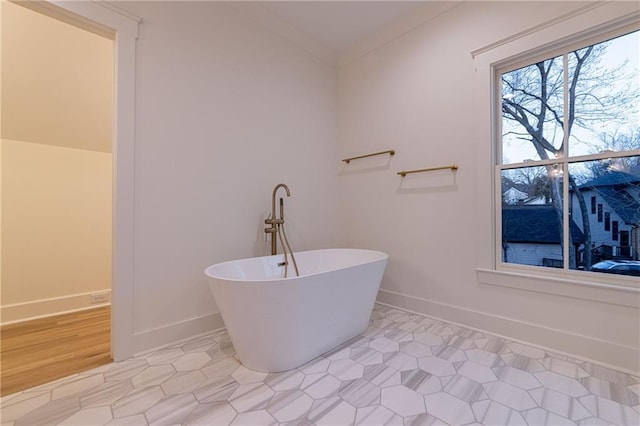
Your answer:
22,0 -> 140,361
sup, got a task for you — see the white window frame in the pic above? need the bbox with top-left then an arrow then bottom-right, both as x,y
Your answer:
473,2 -> 640,308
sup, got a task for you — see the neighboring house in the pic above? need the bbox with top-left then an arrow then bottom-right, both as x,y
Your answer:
502,206 -> 585,267
571,171 -> 640,261
503,187 -> 529,204
523,196 -> 547,205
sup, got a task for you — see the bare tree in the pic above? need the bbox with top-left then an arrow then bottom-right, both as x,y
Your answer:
586,129 -> 640,179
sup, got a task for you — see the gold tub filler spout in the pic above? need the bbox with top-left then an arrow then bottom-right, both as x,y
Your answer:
264,183 -> 299,277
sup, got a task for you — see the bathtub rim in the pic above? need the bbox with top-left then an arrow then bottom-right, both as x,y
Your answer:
204,248 -> 388,283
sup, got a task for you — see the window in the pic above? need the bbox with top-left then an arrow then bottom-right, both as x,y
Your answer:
498,29 -> 640,277
597,204 -> 603,223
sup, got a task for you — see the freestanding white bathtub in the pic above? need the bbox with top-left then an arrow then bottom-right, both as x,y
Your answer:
204,248 -> 388,372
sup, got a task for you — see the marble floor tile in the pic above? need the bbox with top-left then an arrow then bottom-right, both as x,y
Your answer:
230,409 -> 277,426
522,407 -> 575,425
338,378 -> 381,407
535,370 -> 590,397
182,401 -> 236,425
424,392 -> 475,425
144,393 -> 199,425
111,386 -> 164,418
380,385 -> 426,417
472,400 -> 527,426
14,396 -> 80,426
400,341 -> 433,358
432,345 -> 467,363
417,356 -> 455,377
383,352 -> 419,372
161,370 -> 206,395
201,357 -> 241,379
327,358 -> 364,381
1,391 -> 52,422
541,357 -> 590,379
355,405 -> 402,425
465,348 -> 504,368
492,365 -> 541,390
483,381 -> 537,411
3,304 -> 639,426
146,347 -> 185,366
193,376 -> 239,403
579,364 -> 639,386
370,337 -> 400,353
267,389 -> 313,423
264,370 -> 306,392
298,357 -> 330,375
401,369 -> 442,395
57,405 -> 113,426
577,376 -> 640,406
442,375 -> 487,402
455,361 -> 498,384
507,342 -> 546,360
307,396 -> 356,425
181,336 -> 217,354
579,394 -> 640,425
500,353 -> 546,373
228,383 -> 274,413
478,337 -> 511,355
363,364 -> 402,387
529,387 -> 591,421
104,359 -> 149,382
444,335 -> 476,351
300,373 -> 341,399
350,347 -> 384,366
80,380 -> 135,409
232,365 -> 269,384
413,332 -> 445,347
172,352 -> 211,372
130,364 -> 175,388
51,374 -> 105,400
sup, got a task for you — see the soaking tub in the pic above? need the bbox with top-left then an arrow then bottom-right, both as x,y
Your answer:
204,248 -> 388,372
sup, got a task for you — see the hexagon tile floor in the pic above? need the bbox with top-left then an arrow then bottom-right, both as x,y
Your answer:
2,304 -> 639,425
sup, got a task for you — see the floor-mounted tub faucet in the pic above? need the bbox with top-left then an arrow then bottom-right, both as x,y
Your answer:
265,183 -> 289,255
264,183 -> 299,277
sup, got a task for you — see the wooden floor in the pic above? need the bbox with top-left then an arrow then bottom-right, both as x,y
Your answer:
0,306 -> 111,396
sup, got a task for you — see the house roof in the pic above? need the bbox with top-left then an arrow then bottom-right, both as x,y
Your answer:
578,170 -> 640,226
502,206 -> 585,244
593,187 -> 640,225
578,171 -> 640,188
503,187 -> 528,197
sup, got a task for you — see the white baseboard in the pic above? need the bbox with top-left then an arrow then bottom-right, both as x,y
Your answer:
132,312 -> 225,355
377,289 -> 640,375
0,290 -> 111,325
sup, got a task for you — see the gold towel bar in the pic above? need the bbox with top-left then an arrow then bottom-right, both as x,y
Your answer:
397,164 -> 458,177
342,150 -> 395,164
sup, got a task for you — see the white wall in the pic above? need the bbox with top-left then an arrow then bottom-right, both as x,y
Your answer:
1,140 -> 112,322
338,1 -> 639,373
116,2 -> 339,352
1,1 -> 113,323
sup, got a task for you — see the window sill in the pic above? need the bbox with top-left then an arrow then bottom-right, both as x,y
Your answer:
476,267 -> 640,308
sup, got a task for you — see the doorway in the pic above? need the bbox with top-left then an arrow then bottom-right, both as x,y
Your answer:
1,1 -> 114,395
620,230 -> 630,258
1,0 -> 139,369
